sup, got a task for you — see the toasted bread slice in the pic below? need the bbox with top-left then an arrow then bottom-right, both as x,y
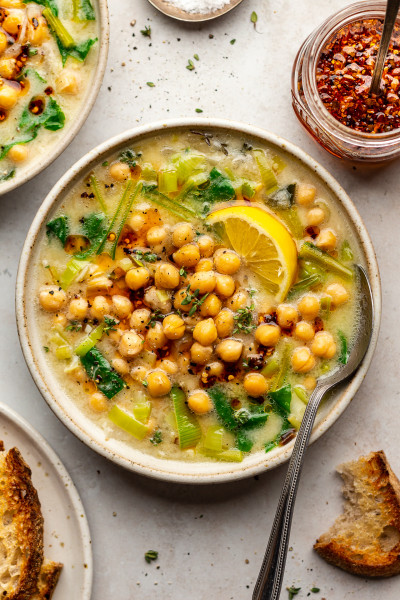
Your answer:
31,561 -> 63,600
314,450 -> 400,577
0,446 -> 44,598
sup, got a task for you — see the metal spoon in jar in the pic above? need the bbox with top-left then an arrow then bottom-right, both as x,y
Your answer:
370,0 -> 400,95
253,265 -> 374,600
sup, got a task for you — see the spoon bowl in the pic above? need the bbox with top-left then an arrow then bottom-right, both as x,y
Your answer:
253,265 -> 374,600
147,0 -> 244,22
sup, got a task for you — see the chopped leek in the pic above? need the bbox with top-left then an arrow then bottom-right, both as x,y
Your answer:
287,273 -> 322,300
270,340 -> 291,391
42,7 -> 74,47
133,402 -> 152,422
158,169 -> 178,194
261,356 -> 280,378
75,323 -> 105,357
341,240 -> 354,262
141,163 -> 157,181
90,174 -> 107,213
320,296 -> 332,313
110,182 -> 143,259
108,405 -> 149,440
214,449 -> 243,462
338,331 -> 349,365
288,392 -> 306,430
269,384 -> 292,414
118,257 -> 133,272
299,242 -> 354,279
171,386 -> 201,449
172,152 -> 205,184
241,180 -> 256,199
253,149 -> 278,194
278,206 -> 303,239
60,258 -> 89,290
143,185 -> 197,220
55,344 -> 72,359
204,425 -> 224,452
293,385 -> 309,404
96,180 -> 134,255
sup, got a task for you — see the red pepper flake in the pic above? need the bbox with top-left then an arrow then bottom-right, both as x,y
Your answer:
316,19 -> 400,133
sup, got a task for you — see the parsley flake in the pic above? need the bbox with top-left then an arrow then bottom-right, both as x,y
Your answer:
230,39 -> 236,44
186,59 -> 195,71
147,81 -> 155,87
233,304 -> 255,334
144,550 -> 158,563
251,11 -> 258,27
193,53 -> 199,61
43,346 -> 49,353
150,430 -> 163,445
140,25 -> 151,38
310,588 -> 320,593
287,586 -> 301,600
104,316 -> 118,335
195,108 -> 203,113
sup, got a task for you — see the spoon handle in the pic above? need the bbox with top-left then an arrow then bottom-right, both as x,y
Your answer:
370,0 -> 400,95
252,384 -> 327,600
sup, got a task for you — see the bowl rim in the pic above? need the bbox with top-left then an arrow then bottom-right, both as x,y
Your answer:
0,0 -> 110,197
15,118 -> 382,484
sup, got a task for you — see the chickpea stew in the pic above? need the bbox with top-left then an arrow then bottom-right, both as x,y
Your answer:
32,130 -> 361,463
0,0 -> 98,182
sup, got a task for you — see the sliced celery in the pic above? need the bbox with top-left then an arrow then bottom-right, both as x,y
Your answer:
299,242 -> 353,279
171,386 -> 201,449
270,340 -> 291,391
272,154 -> 287,173
241,180 -> 256,199
141,163 -> 157,181
158,169 -> 178,194
175,172 -> 209,202
215,449 -> 243,462
96,180 -> 134,255
108,405 -> 149,440
110,182 -> 143,259
64,355 -> 80,373
261,356 -> 280,378
50,331 -> 68,346
204,425 -> 224,452
55,345 -> 73,360
75,323 -> 105,357
293,385 -> 308,404
90,174 -> 107,213
172,152 -> 205,184
253,149 -> 278,194
60,258 -> 90,290
133,402 -> 152,422
288,392 -> 306,430
287,273 -> 322,300
42,8 -> 75,48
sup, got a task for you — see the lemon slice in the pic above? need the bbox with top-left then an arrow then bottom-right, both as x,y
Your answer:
206,205 -> 297,301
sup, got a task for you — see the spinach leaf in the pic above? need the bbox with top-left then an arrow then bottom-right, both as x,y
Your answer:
80,347 -> 125,399
0,135 -> 37,162
73,0 -> 95,20
74,212 -> 107,259
207,386 -> 238,431
23,0 -> 58,16
20,97 -> 65,133
0,169 -> 15,182
268,184 -> 296,210
46,215 -> 69,245
189,167 -> 235,216
21,68 -> 47,83
56,36 -> 97,66
236,429 -> 253,452
269,384 -> 292,414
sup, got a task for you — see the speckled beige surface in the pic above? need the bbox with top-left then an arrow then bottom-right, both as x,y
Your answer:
1,0 -> 399,598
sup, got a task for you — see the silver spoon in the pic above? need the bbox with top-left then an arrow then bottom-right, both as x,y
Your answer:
370,0 -> 400,95
147,0 -> 244,23
253,265 -> 374,600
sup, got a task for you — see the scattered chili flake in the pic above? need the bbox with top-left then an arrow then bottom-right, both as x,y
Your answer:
316,19 -> 400,133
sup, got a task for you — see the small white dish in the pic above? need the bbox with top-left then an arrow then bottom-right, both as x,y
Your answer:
0,402 -> 92,600
147,0 -> 244,22
16,118 -> 381,484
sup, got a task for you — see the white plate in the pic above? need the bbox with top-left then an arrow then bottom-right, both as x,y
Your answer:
0,402 -> 92,600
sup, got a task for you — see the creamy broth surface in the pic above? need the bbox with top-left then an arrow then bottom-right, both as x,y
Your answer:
31,130 -> 361,462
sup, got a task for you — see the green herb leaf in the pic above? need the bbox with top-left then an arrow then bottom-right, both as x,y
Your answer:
251,10 -> 258,26
311,588 -> 320,593
21,68 -> 47,83
65,320 -> 82,332
179,267 -> 187,278
230,39 -> 236,44
148,309 -> 163,328
233,304 -> 255,334
43,346 -> 49,353
144,550 -> 158,563
104,316 -> 118,335
195,108 -> 203,113
186,59 -> 195,71
74,213 -> 107,260
56,36 -> 97,65
193,53 -> 199,61
46,215 -> 70,245
287,587 -> 301,600
19,97 -> 65,133
150,430 -> 163,445
147,81 -> 155,87
73,0 -> 96,21
270,385 -> 292,414
119,149 -> 139,168
338,330 -> 349,364
141,25 -> 151,37
0,169 -> 15,182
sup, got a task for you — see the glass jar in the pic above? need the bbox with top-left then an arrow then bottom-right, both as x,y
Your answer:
291,1 -> 400,162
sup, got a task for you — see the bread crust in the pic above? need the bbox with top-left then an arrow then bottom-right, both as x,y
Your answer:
315,451 -> 400,577
0,447 -> 45,599
31,561 -> 63,600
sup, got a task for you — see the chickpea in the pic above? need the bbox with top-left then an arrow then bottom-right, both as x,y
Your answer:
109,162 -> 131,181
189,271 -> 216,295
298,295 -> 320,321
214,309 -> 234,338
294,321 -> 315,342
0,32 -> 7,54
108,328 -> 122,344
27,16 -> 48,45
172,223 -> 194,248
159,359 -> 178,375
125,267 -> 150,291
173,288 -> 193,313
244,373 -> 268,397
0,84 -> 18,110
277,304 -> 299,329
162,314 -> 185,340
226,290 -> 249,312
311,331 -> 337,359
303,376 -> 317,391
195,258 -> 214,272
190,342 -> 213,365
255,323 -> 281,346
306,207 -> 325,226
111,357 -> 130,375
215,274 -> 235,298
213,248 -> 241,275
89,392 -> 108,413
147,226 -> 167,246
146,322 -> 167,350
2,13 -> 22,35
291,346 -> 316,373
111,295 -> 132,319
326,283 -> 349,306
8,144 -> 28,163
173,244 -> 200,268
119,331 -> 144,359
0,57 -> 15,79
296,183 -> 316,206
39,286 -> 66,312
68,297 -> 88,320
131,365 -> 148,382
146,370 -> 171,397
197,235 -> 214,258
154,263 -> 180,289
56,71 -> 80,95
316,229 -> 337,251
193,318 -> 218,346
200,293 -> 221,317
130,308 -> 151,332
128,213 -> 145,233
90,295 -> 109,320
187,390 -> 213,414
216,339 -> 243,363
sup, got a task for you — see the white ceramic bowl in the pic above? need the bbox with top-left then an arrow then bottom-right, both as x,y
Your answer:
0,0 -> 109,197
16,119 -> 381,484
